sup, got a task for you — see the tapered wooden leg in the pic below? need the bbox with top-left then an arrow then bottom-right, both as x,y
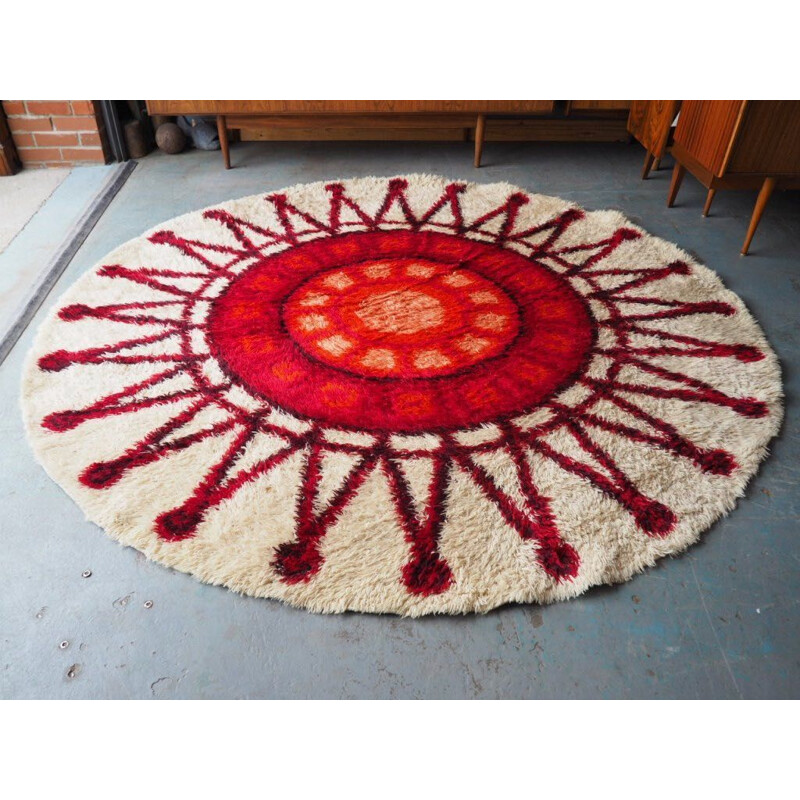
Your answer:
653,157 -> 661,171
217,115 -> 231,169
474,113 -> 486,168
741,177 -> 776,255
641,151 -> 655,180
667,163 -> 686,207
702,188 -> 716,217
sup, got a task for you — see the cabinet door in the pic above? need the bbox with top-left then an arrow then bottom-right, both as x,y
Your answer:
627,100 -> 681,157
673,101 -> 746,177
727,101 -> 800,176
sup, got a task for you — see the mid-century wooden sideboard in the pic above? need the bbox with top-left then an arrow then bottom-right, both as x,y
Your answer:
145,100 -> 631,169
666,101 -> 800,254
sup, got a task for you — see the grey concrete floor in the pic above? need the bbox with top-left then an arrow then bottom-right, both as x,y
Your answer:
0,165 -> 119,342
0,167 -> 70,253
2,141 -> 798,699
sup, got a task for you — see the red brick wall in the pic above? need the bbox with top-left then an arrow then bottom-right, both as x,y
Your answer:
1,100 -> 110,168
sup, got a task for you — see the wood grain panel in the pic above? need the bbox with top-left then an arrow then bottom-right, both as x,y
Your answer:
485,118 -> 628,142
228,114 -> 477,129
568,100 -> 632,112
627,100 -> 681,157
727,101 -> 800,175
147,100 -> 556,115
241,127 -> 469,141
673,101 -> 746,177
238,118 -> 629,143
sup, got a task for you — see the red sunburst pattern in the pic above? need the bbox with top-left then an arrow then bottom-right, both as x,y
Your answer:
34,177 -> 771,600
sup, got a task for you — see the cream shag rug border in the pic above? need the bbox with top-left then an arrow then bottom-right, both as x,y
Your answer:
21,175 -> 783,615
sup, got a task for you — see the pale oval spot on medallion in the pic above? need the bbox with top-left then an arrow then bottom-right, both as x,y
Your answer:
414,349 -> 451,370
299,292 -> 330,307
405,262 -> 436,279
324,273 -> 354,290
298,313 -> 329,332
455,333 -> 491,354
361,348 -> 397,371
475,312 -> 510,331
441,272 -> 474,288
317,334 -> 353,357
363,262 -> 393,279
470,290 -> 500,305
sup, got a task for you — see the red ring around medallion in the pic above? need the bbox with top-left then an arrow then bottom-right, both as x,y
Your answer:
206,230 -> 595,431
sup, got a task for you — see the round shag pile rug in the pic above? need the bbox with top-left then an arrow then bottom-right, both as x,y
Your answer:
22,175 -> 782,615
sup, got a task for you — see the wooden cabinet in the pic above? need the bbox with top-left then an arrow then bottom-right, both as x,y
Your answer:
667,101 -> 800,254
627,100 -> 681,178
146,100 -> 631,169
567,100 -> 631,113
146,101 -> 557,115
147,101 -> 557,169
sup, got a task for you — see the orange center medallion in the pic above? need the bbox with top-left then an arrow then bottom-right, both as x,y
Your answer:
283,258 -> 520,379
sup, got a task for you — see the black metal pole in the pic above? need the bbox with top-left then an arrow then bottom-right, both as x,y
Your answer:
99,100 -> 128,162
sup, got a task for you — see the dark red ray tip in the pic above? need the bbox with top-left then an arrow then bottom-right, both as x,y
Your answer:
561,207 -> 584,223
630,496 -> 677,537
538,540 -> 580,582
80,458 -> 131,489
38,351 -> 72,372
156,505 -> 204,542
698,449 -> 737,476
148,230 -> 175,244
402,555 -> 454,597
703,301 -> 736,316
41,410 -> 82,432
734,398 -> 769,418
735,345 -> 765,363
98,264 -> 127,278
59,304 -> 93,321
271,540 -> 323,584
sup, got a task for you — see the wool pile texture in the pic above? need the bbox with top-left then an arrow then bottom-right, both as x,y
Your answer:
21,175 -> 783,615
